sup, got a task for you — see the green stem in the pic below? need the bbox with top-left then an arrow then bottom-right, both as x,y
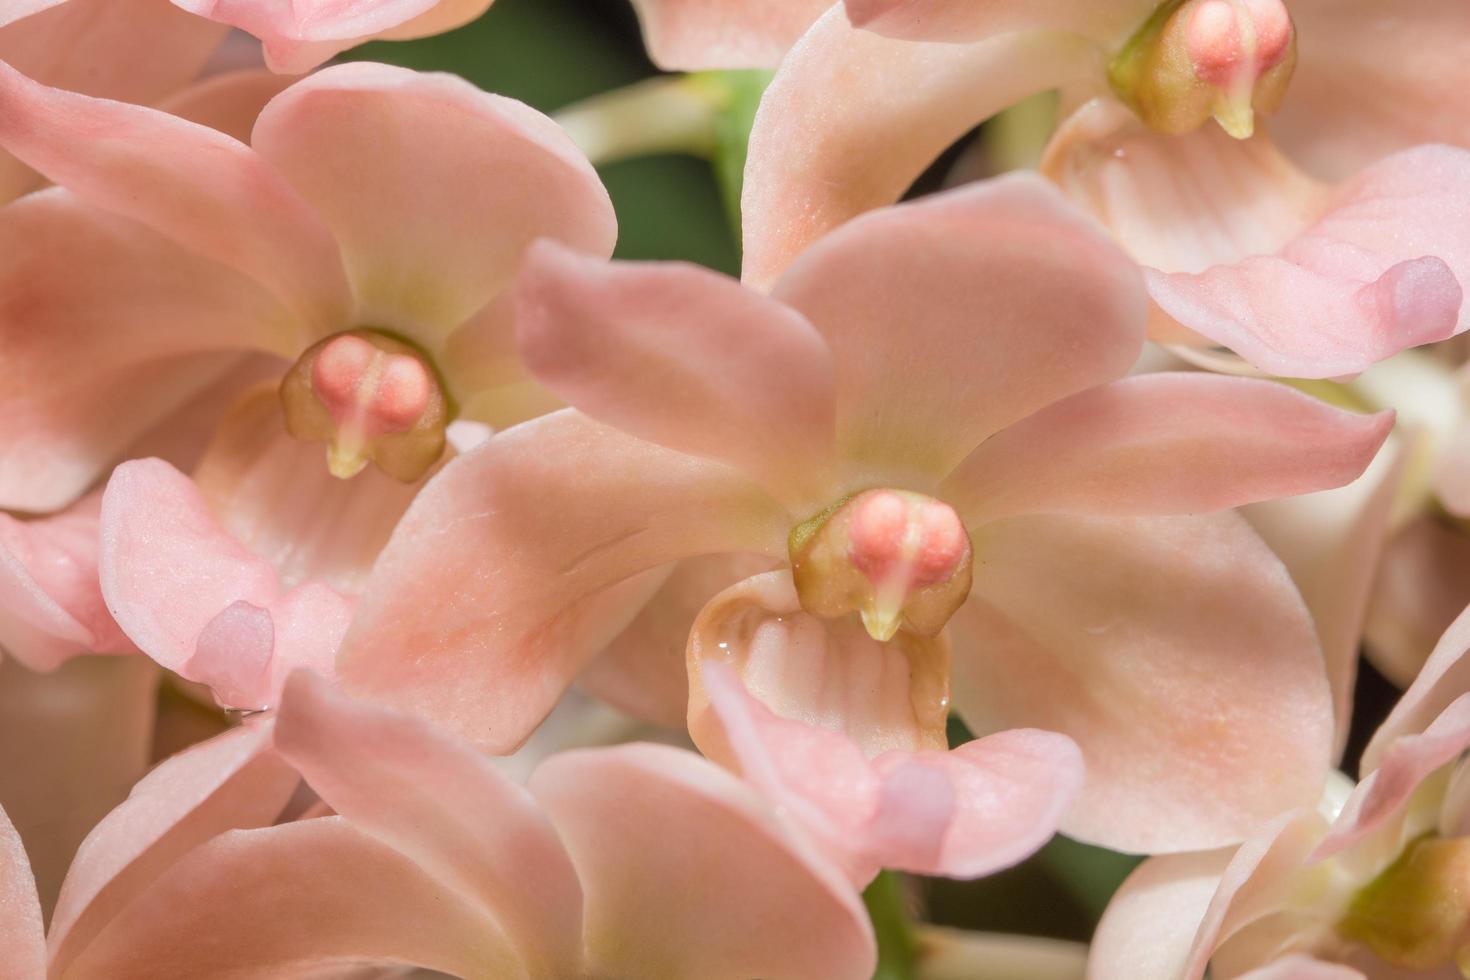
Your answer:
864,871 -> 918,980
553,75 -> 722,166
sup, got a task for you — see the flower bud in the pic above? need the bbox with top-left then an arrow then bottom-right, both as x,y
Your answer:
280,330 -> 449,482
1109,0 -> 1296,139
789,489 -> 972,642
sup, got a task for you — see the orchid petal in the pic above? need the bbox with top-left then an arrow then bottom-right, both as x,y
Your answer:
845,0 -> 1156,43
0,800 -> 43,979
629,0 -> 830,69
1364,603 -> 1470,772
1365,515 -> 1470,688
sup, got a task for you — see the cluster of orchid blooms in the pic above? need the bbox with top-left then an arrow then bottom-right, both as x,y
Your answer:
1,0 -> 1469,977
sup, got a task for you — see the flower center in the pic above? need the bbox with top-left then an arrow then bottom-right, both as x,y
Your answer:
788,489 -> 973,642
1337,833 -> 1470,971
1109,0 -> 1297,139
279,330 -> 449,482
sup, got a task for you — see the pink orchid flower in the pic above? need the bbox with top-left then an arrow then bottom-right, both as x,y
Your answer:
628,0 -> 832,70
742,0 -> 1470,378
1091,603 -> 1470,979
0,60 -> 612,517
42,671 -> 879,979
7,0 -> 491,73
329,175 -> 1391,854
0,0 -> 231,205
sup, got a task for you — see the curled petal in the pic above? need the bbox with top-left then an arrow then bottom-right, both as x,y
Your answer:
688,571 -> 951,760
1365,603 -> 1470,772
742,8 -> 1094,289
63,818 -> 512,980
702,659 -> 1081,882
771,175 -> 1146,484
1087,850 -> 1233,980
531,743 -> 877,980
956,512 -> 1332,853
49,724 -> 297,975
845,0 -> 1157,43
630,0 -> 830,69
516,240 -> 837,505
0,492 -> 131,672
251,62 -> 615,344
274,671 -> 584,977
337,409 -> 787,750
942,374 -> 1392,525
0,60 -> 350,334
1145,146 -> 1470,378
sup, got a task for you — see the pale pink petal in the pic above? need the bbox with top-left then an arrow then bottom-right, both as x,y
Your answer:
192,386 -> 431,594
1087,851 -> 1234,980
531,743 -> 877,980
516,239 -> 837,504
0,800 -> 43,979
1364,603 -> 1470,772
955,512 -> 1333,853
1366,515 -> 1470,688
337,409 -> 787,750
1245,437 -> 1409,761
577,553 -> 778,728
0,60 -> 349,333
1433,415 -> 1470,519
742,8 -> 1095,289
1144,146 -> 1470,378
629,0 -> 829,69
0,654 -> 155,917
274,671 -> 584,976
1320,694 -> 1470,860
0,190 -> 294,512
375,0 -> 492,40
439,290 -> 566,429
914,928 -> 1088,980
98,458 -> 352,707
1042,102 -> 1327,282
64,817 -> 513,980
0,0 -> 228,203
942,374 -> 1392,525
250,62 -> 615,343
1275,0 -> 1470,181
1236,957 -> 1365,980
687,571 -> 950,759
155,68 -> 297,144
845,0 -> 1156,43
702,660 -> 1082,882
49,723 -> 298,974
0,492 -> 132,672
771,175 -> 1146,483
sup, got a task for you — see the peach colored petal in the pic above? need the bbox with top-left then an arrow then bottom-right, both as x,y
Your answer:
0,60 -> 350,334
65,818 -> 512,980
1364,603 -> 1470,772
1235,957 -> 1365,980
955,512 -> 1332,853
0,492 -> 132,672
770,176 -> 1146,484
250,62 -> 615,344
0,0 -> 227,203
155,68 -> 298,145
438,291 -> 566,428
49,723 -> 297,974
193,386 -> 430,595
741,8 -> 1094,289
845,0 -> 1156,43
577,552 -> 777,728
688,571 -> 951,759
516,239 -> 837,505
1144,145 -> 1470,378
1245,437 -> 1408,762
629,0 -> 830,69
1086,850 -> 1232,980
274,672 -> 584,977
941,374 -> 1392,525
99,459 -> 352,708
702,660 -> 1082,882
337,409 -> 788,750
0,654 -> 155,918
0,800 -> 43,979
1275,0 -> 1470,181
1320,694 -> 1470,860
531,743 -> 877,980
0,190 -> 293,512
1365,516 -> 1470,689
